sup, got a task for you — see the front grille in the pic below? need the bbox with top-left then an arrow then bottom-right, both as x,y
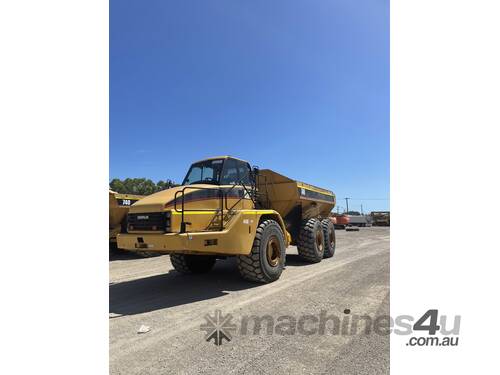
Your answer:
127,212 -> 170,232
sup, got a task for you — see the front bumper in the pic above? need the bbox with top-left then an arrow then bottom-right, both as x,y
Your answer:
117,229 -> 253,256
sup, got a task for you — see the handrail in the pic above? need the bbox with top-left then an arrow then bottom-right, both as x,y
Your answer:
173,181 -> 261,234
174,186 -> 224,233
224,182 -> 258,212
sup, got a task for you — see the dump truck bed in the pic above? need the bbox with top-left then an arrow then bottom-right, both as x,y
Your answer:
258,169 -> 335,220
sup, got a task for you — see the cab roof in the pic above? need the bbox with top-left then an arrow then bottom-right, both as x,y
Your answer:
192,156 -> 249,164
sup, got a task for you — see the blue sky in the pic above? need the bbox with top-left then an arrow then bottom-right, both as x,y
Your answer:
110,0 -> 389,212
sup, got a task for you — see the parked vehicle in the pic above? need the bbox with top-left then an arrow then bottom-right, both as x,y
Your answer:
109,190 -> 144,249
371,211 -> 390,226
117,156 -> 337,283
346,212 -> 369,227
332,213 -> 350,229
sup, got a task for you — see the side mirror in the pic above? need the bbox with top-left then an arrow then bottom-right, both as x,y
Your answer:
252,166 -> 260,176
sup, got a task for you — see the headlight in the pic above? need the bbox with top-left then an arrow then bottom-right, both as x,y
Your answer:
164,211 -> 171,232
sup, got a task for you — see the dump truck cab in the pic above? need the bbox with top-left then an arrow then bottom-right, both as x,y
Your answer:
176,156 -> 257,232
123,156 -> 270,229
117,156 -> 336,283
182,156 -> 252,187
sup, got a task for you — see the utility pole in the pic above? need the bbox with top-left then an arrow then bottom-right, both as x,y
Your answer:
345,197 -> 350,214
361,204 -> 363,215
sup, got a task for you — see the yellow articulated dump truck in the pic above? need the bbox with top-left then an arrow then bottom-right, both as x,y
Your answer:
109,190 -> 144,249
117,156 -> 336,283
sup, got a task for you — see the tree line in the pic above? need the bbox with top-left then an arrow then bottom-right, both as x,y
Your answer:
109,178 -> 178,195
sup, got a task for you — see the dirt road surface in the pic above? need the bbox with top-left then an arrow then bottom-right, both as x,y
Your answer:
110,227 -> 390,374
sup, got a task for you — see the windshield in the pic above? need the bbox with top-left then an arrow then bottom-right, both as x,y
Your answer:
182,158 -> 252,186
182,159 -> 224,185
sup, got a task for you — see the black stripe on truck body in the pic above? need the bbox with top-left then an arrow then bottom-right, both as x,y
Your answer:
297,187 -> 335,203
166,186 -> 248,207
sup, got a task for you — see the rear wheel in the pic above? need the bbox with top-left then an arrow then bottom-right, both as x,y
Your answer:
321,219 -> 336,258
170,254 -> 216,274
297,218 -> 324,263
237,219 -> 286,283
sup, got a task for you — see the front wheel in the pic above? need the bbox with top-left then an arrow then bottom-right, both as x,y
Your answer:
237,219 -> 286,283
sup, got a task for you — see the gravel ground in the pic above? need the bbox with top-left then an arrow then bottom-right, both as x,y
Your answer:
110,227 -> 390,374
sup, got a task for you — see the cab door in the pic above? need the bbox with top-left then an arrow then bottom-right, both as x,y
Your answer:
220,158 -> 255,210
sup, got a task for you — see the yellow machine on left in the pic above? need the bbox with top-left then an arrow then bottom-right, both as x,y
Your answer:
109,190 -> 145,250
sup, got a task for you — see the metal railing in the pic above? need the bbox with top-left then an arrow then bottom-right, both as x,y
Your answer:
174,186 -> 224,233
224,183 -> 255,211
173,176 -> 270,233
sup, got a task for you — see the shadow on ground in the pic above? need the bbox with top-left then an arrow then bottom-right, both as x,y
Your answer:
109,250 -> 161,261
109,254 -> 318,317
109,258 -> 259,316
284,254 -> 320,267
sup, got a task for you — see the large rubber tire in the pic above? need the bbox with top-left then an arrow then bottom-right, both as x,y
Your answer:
297,218 -> 324,263
170,254 -> 216,274
321,219 -> 336,258
237,219 -> 286,283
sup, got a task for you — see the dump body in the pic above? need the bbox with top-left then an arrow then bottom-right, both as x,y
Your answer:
257,169 -> 335,241
258,169 -> 335,218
